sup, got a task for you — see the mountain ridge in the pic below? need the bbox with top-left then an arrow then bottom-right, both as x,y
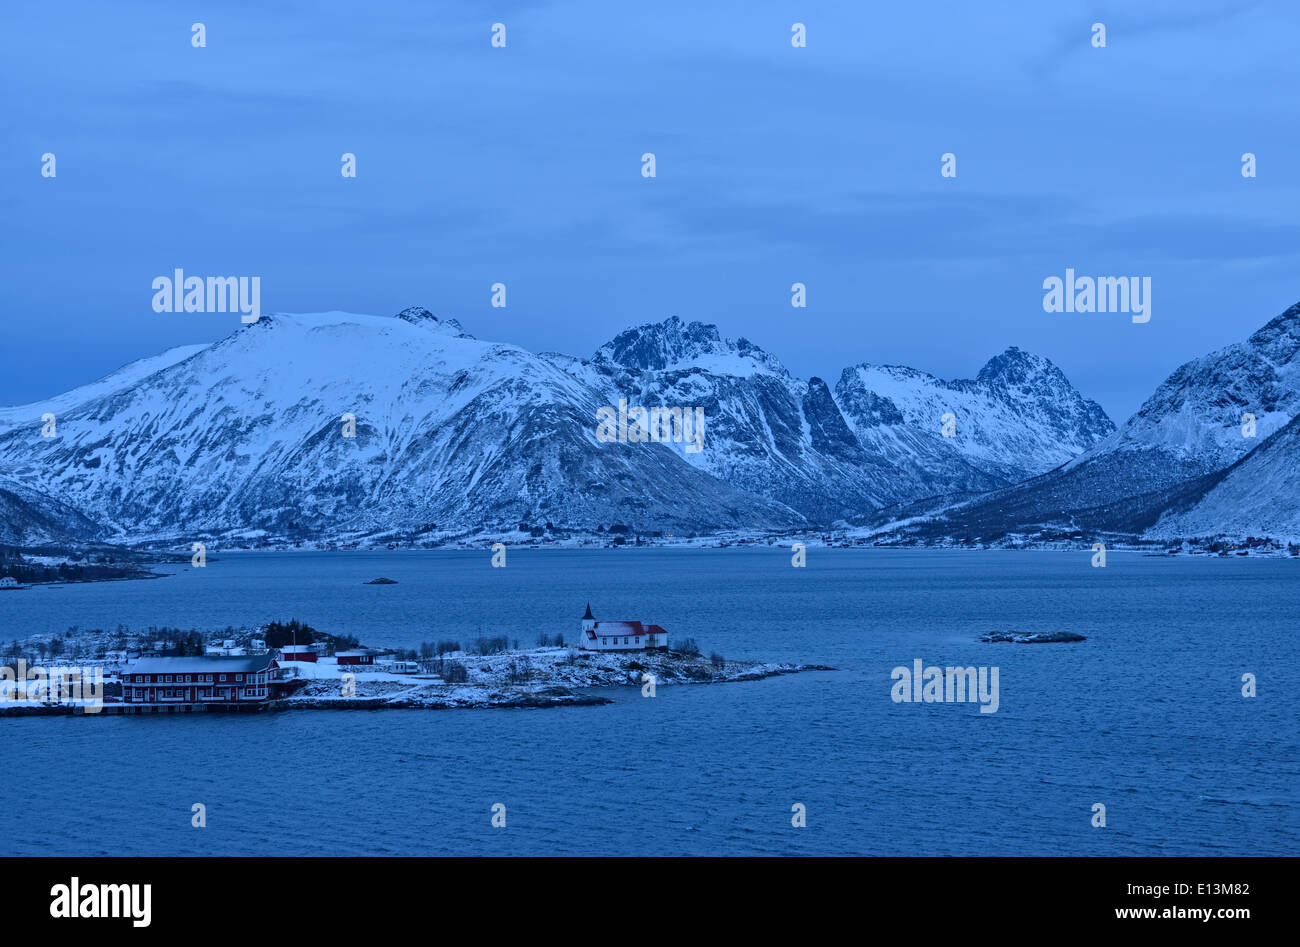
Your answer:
0,309 -> 1115,545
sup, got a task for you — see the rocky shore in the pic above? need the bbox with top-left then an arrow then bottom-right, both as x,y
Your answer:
280,647 -> 834,710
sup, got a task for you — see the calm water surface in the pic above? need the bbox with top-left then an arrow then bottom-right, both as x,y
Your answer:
1,548 -> 1296,855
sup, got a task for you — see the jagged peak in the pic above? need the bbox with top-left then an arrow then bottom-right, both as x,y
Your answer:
1244,300 -> 1300,359
843,348 -> 1064,390
837,362 -> 939,385
975,346 -> 1062,386
593,316 -> 786,376
396,306 -> 437,323
395,307 -> 472,338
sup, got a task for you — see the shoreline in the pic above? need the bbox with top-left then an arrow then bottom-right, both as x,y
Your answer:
1,570 -> 167,590
0,661 -> 834,716
7,544 -> 1298,584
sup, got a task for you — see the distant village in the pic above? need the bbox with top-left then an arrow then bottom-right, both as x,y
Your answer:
0,605 -> 771,715
0,545 -> 170,588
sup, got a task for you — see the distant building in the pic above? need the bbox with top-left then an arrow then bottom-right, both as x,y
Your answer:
578,603 -> 668,652
336,649 -> 392,666
205,643 -> 246,656
121,654 -> 282,706
0,577 -> 19,589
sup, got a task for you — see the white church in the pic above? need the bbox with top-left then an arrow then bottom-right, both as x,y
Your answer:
578,603 -> 669,652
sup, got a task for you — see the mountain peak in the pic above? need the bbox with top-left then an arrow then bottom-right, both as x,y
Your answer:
593,316 -> 785,376
1245,300 -> 1300,362
834,347 -> 1115,484
395,306 -> 472,338
593,316 -> 721,370
975,346 -> 1060,386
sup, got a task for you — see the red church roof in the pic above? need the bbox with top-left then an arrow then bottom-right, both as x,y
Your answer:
586,621 -> 666,639
597,620 -> 642,632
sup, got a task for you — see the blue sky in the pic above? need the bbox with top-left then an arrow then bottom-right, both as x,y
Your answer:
2,0 -> 1298,421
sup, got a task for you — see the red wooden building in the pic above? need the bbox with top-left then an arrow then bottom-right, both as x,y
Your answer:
336,649 -> 390,666
121,654 -> 283,706
280,643 -> 317,663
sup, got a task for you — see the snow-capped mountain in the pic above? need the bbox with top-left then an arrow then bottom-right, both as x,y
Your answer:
0,309 -> 801,543
866,301 -> 1300,541
835,347 -> 1115,490
1062,300 -> 1300,488
579,318 -> 914,522
571,317 -> 1114,523
0,309 -> 1114,545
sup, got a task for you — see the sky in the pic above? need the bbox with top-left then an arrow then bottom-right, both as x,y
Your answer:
2,0 -> 1298,422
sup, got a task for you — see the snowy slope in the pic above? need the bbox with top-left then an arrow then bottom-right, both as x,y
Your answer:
0,476 -> 104,546
1077,302 -> 1300,474
0,344 -> 207,428
1148,413 -> 1300,541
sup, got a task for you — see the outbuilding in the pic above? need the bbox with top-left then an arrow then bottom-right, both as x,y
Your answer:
280,643 -> 318,663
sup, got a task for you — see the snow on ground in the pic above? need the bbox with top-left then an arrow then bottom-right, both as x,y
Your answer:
284,646 -> 825,709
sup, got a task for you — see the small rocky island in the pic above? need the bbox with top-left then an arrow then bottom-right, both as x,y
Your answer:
363,576 -> 398,584
286,646 -> 831,710
979,630 -> 1087,644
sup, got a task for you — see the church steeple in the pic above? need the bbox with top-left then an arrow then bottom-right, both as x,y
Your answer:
582,602 -> 595,621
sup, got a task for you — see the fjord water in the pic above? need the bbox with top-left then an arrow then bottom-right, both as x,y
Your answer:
1,549 -> 1295,856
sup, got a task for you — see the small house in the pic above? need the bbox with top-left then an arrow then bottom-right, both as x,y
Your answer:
280,643 -> 317,663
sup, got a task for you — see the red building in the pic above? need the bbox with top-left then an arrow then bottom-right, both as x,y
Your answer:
121,654 -> 283,706
280,643 -> 317,663
336,649 -> 390,666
